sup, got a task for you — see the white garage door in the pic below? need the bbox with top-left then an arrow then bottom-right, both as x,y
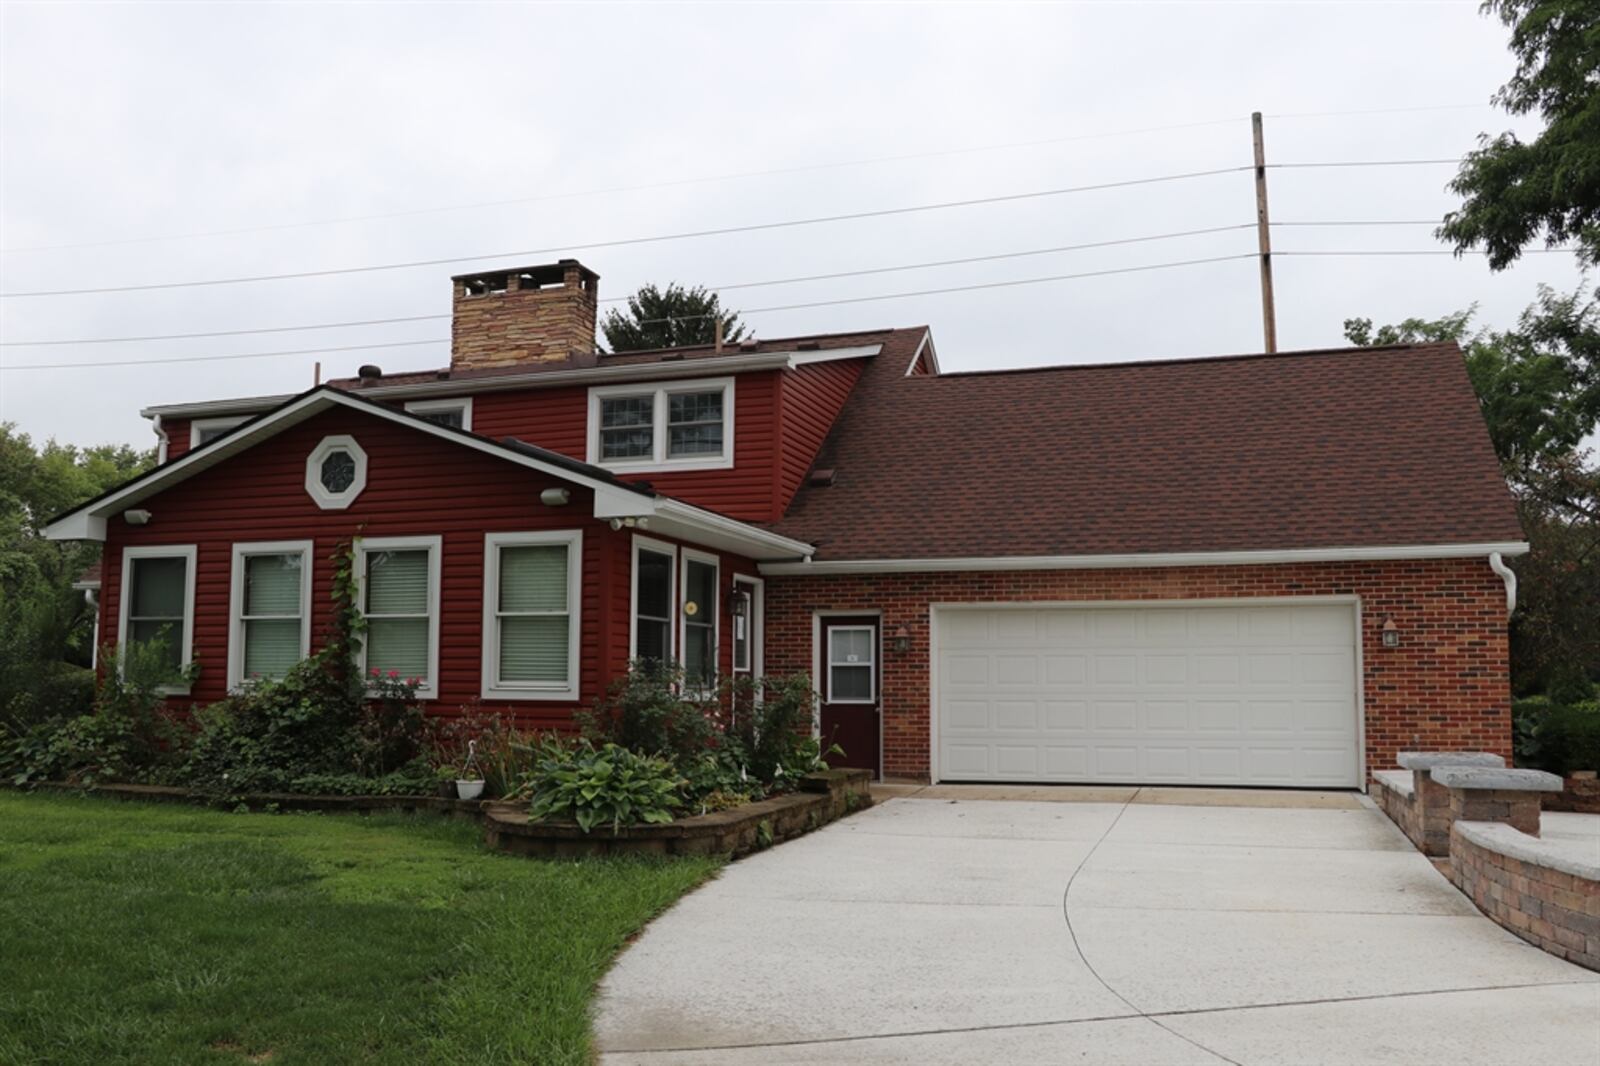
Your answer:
935,603 -> 1360,787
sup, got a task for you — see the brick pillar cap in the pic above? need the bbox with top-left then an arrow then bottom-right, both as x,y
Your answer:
1398,751 -> 1506,770
1431,766 -> 1563,791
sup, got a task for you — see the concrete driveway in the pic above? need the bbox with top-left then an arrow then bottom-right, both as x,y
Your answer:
594,789 -> 1600,1065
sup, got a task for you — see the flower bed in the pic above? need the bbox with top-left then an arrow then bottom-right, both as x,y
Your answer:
484,768 -> 872,859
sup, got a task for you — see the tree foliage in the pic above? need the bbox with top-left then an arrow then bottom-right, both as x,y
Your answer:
0,425 -> 153,725
1439,1 -> 1600,268
600,283 -> 746,352
1344,291 -> 1600,695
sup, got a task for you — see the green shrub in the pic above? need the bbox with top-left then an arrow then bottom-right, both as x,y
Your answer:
578,662 -> 719,765
1537,700 -> 1600,776
287,761 -> 436,796
721,672 -> 834,786
526,740 -> 681,834
1512,695 -> 1551,766
430,706 -> 540,798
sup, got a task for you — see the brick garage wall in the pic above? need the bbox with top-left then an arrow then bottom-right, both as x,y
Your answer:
763,557 -> 1510,781
1448,826 -> 1600,970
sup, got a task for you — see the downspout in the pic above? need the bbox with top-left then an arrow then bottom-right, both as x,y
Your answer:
152,414 -> 169,465
1488,552 -> 1517,615
84,587 -> 99,671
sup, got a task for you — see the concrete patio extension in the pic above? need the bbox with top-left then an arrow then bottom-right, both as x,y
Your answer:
595,788 -> 1600,1065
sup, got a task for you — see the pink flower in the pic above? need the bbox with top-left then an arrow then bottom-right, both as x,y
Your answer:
369,668 -> 380,677
388,670 -> 399,678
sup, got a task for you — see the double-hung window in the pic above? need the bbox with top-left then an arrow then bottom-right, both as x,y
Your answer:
228,541 -> 313,689
404,398 -> 472,431
190,417 -> 247,448
680,550 -> 719,691
357,536 -> 441,699
588,378 -> 734,471
482,531 -> 581,700
120,545 -> 197,691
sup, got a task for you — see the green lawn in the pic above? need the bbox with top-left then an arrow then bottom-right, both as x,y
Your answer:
0,792 -> 718,1065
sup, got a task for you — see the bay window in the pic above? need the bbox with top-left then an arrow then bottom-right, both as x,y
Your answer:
357,536 -> 441,699
228,541 -> 313,689
482,530 -> 581,700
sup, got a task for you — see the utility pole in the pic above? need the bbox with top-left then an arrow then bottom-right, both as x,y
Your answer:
1252,111 -> 1278,354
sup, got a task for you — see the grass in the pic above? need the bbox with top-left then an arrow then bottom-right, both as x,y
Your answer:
0,792 -> 719,1065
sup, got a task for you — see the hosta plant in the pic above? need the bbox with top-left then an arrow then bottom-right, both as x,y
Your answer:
526,740 -> 682,834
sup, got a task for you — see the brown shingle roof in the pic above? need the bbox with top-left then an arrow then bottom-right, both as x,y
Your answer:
770,339 -> 1523,560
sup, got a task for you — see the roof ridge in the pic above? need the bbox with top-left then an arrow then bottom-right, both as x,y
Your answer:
929,341 -> 1459,380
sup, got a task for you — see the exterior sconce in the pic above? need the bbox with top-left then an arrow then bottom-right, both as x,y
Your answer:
123,509 -> 152,525
540,488 -> 570,506
892,624 -> 912,653
1381,617 -> 1400,648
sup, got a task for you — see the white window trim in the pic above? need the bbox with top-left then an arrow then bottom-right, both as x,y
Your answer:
678,547 -> 720,692
227,540 -> 314,692
305,434 -> 368,510
731,574 -> 763,677
586,377 -> 735,473
190,416 -> 248,449
405,397 -> 473,432
826,623 -> 877,704
355,534 -> 442,700
480,529 -> 583,701
118,544 -> 198,695
629,534 -> 678,663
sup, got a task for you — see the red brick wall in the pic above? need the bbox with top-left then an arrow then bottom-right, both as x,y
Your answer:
763,557 -> 1511,781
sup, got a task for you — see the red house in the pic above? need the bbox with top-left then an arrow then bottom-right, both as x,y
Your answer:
47,259 -> 1526,788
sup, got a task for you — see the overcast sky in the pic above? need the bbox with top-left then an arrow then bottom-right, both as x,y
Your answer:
0,1 -> 1584,452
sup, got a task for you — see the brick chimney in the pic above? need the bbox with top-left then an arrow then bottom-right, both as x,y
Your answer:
450,259 -> 599,371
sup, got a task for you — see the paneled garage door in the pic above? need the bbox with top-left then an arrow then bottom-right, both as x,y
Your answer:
934,603 -> 1360,787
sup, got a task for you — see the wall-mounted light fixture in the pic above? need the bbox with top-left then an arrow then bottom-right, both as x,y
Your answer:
892,623 -> 912,653
540,488 -> 570,506
605,516 -> 650,531
123,509 -> 152,526
1381,617 -> 1400,648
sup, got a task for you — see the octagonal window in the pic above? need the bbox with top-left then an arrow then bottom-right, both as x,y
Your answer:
305,435 -> 367,509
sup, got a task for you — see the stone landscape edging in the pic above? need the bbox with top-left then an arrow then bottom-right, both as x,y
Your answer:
24,767 -> 875,860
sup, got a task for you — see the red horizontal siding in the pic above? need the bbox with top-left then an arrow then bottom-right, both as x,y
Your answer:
777,359 -> 865,510
100,404 -> 758,729
104,406 -> 614,726
163,418 -> 192,460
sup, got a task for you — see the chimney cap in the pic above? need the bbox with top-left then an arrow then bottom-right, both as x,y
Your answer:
450,259 -> 599,284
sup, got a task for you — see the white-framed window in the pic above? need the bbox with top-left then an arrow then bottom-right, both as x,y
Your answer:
305,435 -> 368,510
586,378 -> 734,473
827,625 -> 876,703
630,535 -> 677,668
190,417 -> 247,448
118,544 -> 197,693
355,535 -> 441,699
731,575 -> 762,677
679,548 -> 719,691
481,530 -> 582,700
227,541 -> 314,690
404,398 -> 473,432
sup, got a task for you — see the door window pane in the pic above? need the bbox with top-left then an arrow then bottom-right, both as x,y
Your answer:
828,627 -> 875,702
634,548 -> 673,667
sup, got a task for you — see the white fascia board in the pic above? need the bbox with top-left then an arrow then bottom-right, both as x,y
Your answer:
140,393 -> 295,420
757,541 -> 1532,576
46,390 -> 652,542
652,498 -> 815,560
784,344 -> 882,367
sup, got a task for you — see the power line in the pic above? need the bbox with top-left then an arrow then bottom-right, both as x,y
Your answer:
1,224 -> 1259,346
0,167 -> 1253,299
1276,248 -> 1579,257
1268,159 -> 1459,169
0,102 -> 1488,257
0,117 -> 1249,256
2,254 -> 1262,370
0,338 -> 445,372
